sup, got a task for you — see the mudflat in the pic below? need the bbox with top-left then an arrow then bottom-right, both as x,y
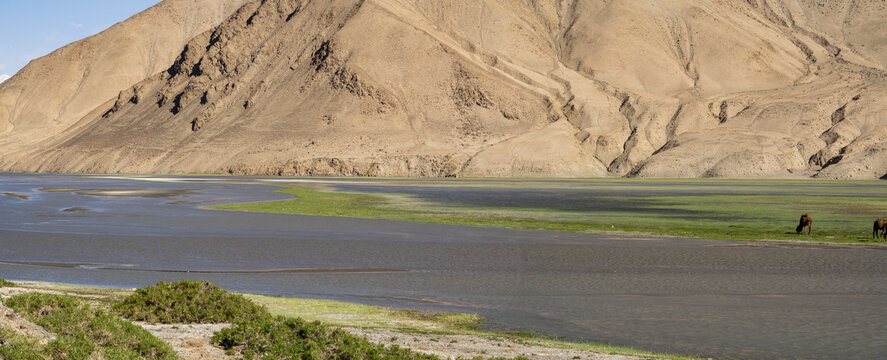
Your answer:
0,174 -> 884,359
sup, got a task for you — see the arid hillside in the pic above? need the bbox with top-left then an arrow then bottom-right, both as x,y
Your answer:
0,0 -> 885,178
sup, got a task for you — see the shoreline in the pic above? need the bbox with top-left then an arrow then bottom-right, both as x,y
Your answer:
0,280 -> 698,360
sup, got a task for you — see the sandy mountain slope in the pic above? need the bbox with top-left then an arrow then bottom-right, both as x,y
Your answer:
0,0 -> 884,179
0,0 -> 250,157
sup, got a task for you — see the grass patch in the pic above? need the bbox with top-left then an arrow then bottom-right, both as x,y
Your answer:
0,327 -> 46,359
5,293 -> 176,359
112,280 -> 269,324
214,315 -> 442,360
247,295 -> 483,331
0,276 -> 15,288
209,181 -> 887,244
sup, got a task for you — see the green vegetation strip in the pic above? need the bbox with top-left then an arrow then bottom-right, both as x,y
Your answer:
0,277 -> 14,288
3,293 -> 176,359
209,183 -> 887,243
247,295 -> 483,331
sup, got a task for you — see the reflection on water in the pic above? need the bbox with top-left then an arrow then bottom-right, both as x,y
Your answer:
0,174 -> 885,360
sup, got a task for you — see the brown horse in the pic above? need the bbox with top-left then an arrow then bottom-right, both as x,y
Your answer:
874,219 -> 887,241
796,213 -> 812,235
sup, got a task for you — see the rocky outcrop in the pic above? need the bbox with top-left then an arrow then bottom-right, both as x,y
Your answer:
0,0 -> 884,179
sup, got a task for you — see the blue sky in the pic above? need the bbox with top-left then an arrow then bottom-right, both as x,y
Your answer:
0,0 -> 161,82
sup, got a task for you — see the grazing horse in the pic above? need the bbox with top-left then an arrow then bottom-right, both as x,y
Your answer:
796,213 -> 812,235
874,219 -> 887,241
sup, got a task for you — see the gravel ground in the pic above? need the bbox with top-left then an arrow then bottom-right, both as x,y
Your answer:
136,324 -> 653,360
136,322 -> 233,360
344,327 -> 647,360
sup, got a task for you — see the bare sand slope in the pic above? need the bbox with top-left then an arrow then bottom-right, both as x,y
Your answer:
0,0 -> 250,154
0,0 -> 884,178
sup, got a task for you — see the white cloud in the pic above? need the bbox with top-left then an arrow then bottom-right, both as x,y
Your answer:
0,74 -> 10,83
71,22 -> 84,28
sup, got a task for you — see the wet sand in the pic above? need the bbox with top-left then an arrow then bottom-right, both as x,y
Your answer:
0,191 -> 30,200
39,187 -> 198,198
0,174 -> 885,359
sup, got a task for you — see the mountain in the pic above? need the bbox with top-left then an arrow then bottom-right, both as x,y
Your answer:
0,0 -> 885,179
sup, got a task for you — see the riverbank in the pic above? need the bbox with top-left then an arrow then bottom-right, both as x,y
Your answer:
0,281 -> 698,360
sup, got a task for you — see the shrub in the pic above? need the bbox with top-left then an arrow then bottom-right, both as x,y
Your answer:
213,315 -> 440,360
113,280 -> 269,324
0,276 -> 15,288
5,293 -> 176,359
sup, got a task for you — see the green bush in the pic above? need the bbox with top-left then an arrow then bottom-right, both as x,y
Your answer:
0,276 -> 15,287
213,315 -> 440,360
5,293 -> 176,360
113,280 -> 269,324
